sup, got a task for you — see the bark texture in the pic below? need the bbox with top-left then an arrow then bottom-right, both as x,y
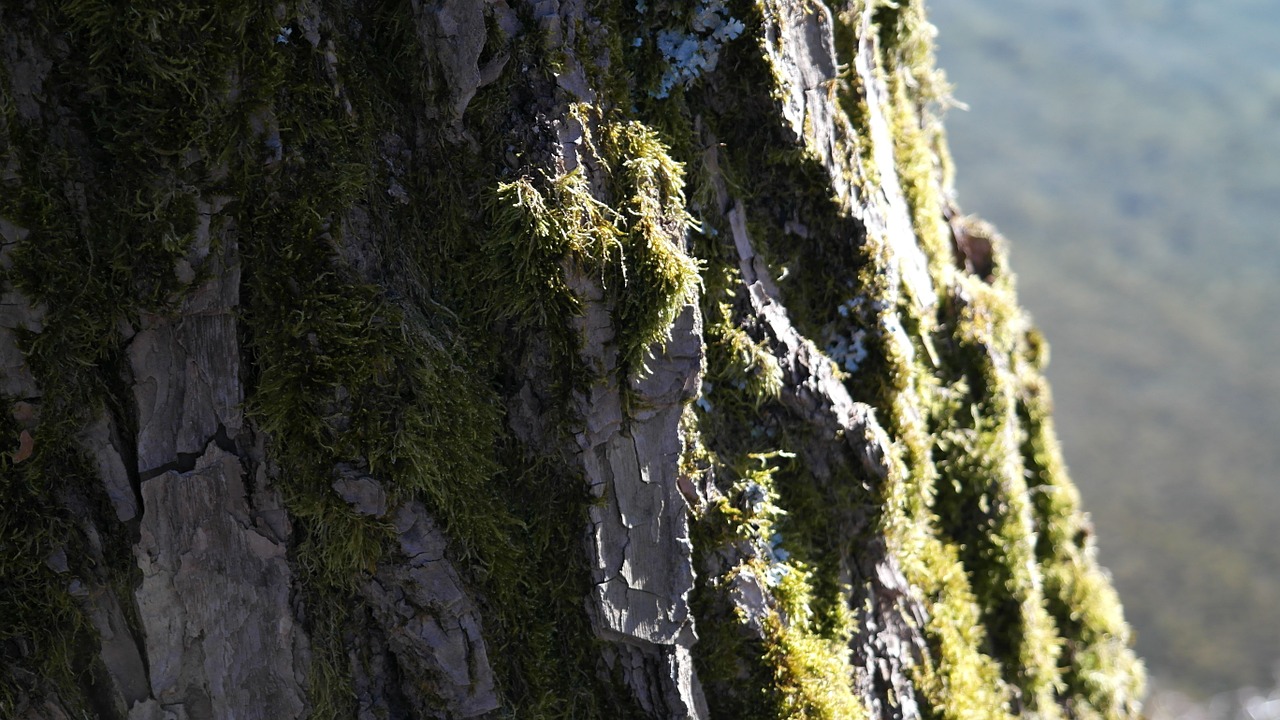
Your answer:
0,0 -> 1144,718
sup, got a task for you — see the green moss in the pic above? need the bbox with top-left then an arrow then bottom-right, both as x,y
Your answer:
765,567 -> 865,720
242,176 -> 506,580
871,1 -> 1143,711
595,118 -> 703,372
0,0 -> 651,712
1018,375 -> 1146,717
488,172 -> 622,332
756,484 -> 865,720
684,212 -> 872,716
487,110 -> 700,382
929,279 -> 1063,713
0,399 -> 95,715
695,252 -> 784,418
803,230 -> 1026,720
706,296 -> 784,408
872,0 -> 949,107
236,27 -> 635,720
679,3 -> 1036,717
867,2 -> 1135,715
887,72 -> 954,291
231,7 -> 698,716
0,0 -> 278,706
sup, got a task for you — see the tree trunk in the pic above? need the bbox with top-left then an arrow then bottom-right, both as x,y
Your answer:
0,1 -> 1144,718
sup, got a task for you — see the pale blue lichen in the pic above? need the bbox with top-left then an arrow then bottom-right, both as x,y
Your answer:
732,458 -> 798,588
742,480 -> 770,514
649,0 -> 745,98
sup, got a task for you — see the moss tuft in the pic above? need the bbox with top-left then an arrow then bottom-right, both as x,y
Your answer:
487,111 -> 701,381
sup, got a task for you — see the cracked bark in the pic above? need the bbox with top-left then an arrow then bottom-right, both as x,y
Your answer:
573,285 -> 707,719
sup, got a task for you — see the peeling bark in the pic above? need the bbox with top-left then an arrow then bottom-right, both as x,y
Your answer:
576,291 -> 707,718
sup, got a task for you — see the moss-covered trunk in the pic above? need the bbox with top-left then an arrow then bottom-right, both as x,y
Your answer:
0,0 -> 1144,718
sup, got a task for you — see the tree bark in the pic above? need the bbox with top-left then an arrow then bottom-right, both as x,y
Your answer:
0,1 -> 1144,718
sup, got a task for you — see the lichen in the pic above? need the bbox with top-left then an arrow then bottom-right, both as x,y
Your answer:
632,0 -> 746,98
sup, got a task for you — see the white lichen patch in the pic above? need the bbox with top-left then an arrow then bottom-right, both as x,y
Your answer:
825,331 -> 868,373
825,298 -> 871,372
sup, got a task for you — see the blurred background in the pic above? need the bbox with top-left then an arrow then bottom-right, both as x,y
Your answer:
929,0 -> 1280,716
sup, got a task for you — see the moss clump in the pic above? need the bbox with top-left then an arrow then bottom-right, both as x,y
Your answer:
234,8 -> 698,717
930,277 -> 1064,713
487,172 -> 623,333
679,2 -> 1015,717
765,568 -> 865,720
752,469 -> 865,720
242,169 -> 506,577
487,109 -> 700,380
706,297 -> 784,409
595,118 -> 703,370
871,3 -> 1140,716
887,71 -> 955,291
874,2 -> 1144,712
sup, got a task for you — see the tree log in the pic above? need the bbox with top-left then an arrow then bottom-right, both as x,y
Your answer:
0,0 -> 1144,717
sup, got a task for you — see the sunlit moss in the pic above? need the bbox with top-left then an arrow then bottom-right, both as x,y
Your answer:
766,565 -> 865,720
887,72 -> 955,290
489,172 -> 623,322
596,117 -> 704,371
931,277 -> 1064,713
1019,373 -> 1146,717
704,276 -> 784,408
489,112 -> 702,380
